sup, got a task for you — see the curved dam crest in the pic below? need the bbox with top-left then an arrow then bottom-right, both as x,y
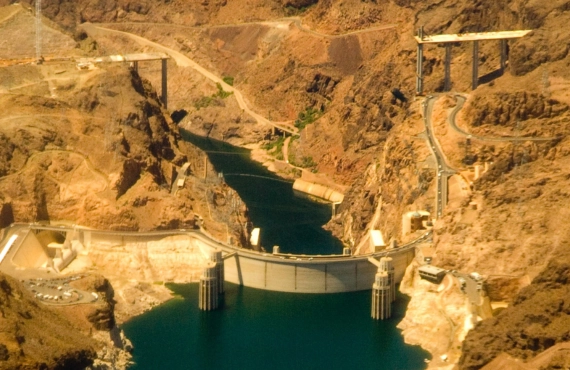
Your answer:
3,219 -> 425,294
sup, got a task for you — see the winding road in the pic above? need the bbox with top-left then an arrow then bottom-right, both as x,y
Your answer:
0,149 -> 110,194
288,18 -> 396,39
449,95 -> 558,142
423,96 -> 455,218
80,17 -> 397,137
422,93 -> 560,219
80,23 -> 299,135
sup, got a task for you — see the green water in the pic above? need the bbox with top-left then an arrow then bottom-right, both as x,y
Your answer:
123,283 -> 430,370
122,132 -> 429,369
181,131 -> 343,255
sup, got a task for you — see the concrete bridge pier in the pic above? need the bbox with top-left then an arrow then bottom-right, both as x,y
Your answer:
199,264 -> 219,311
444,44 -> 452,91
371,271 -> 392,320
161,59 -> 168,109
472,40 -> 479,90
416,27 -> 424,95
500,39 -> 507,71
414,29 -> 530,95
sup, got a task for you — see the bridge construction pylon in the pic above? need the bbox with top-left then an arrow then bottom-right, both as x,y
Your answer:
199,264 -> 219,311
371,271 -> 392,320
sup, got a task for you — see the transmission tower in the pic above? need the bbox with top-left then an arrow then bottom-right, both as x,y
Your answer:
35,0 -> 42,62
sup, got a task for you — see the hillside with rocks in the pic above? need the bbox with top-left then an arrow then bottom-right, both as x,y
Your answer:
0,41 -> 243,243
1,0 -> 570,368
0,272 -> 96,369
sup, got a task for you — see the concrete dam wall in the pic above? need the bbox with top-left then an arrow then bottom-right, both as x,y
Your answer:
222,248 -> 415,293
17,224 -> 423,294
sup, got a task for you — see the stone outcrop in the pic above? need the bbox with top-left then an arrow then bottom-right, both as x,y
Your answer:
460,256 -> 570,369
0,63 -> 244,237
461,92 -> 570,133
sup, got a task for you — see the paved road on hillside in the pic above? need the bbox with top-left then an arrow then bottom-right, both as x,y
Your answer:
81,23 -> 298,135
423,96 -> 455,218
449,95 -> 558,142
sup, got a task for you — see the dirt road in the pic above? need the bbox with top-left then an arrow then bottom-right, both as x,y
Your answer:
80,23 -> 298,135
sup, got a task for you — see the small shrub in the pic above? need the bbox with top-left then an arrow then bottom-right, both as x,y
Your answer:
214,83 -> 232,99
193,83 -> 233,110
222,76 -> 234,86
300,156 -> 316,168
261,136 -> 286,158
289,154 -> 317,169
294,106 -> 323,130
194,96 -> 213,110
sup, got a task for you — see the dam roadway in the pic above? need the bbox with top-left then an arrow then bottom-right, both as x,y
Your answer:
1,223 -> 429,294
423,95 -> 455,218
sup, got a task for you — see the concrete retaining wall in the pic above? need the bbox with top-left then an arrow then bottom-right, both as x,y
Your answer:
292,179 -> 344,203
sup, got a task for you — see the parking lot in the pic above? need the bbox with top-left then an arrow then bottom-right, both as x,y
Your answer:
23,274 -> 100,305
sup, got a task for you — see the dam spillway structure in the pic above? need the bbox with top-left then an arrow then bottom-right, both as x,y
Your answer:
199,264 -> 219,311
371,271 -> 392,320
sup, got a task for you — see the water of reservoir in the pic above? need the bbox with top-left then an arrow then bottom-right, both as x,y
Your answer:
123,283 -> 430,370
181,130 -> 343,255
122,131 -> 429,369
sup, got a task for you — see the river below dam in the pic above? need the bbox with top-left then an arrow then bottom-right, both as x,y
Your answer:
181,131 -> 343,255
122,131 -> 429,369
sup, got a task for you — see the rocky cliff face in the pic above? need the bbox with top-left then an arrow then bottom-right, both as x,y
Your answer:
459,253 -> 570,370
461,91 -> 570,136
2,0 -> 570,367
0,61 -> 242,238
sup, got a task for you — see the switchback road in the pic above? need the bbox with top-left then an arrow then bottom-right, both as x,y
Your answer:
449,95 -> 558,142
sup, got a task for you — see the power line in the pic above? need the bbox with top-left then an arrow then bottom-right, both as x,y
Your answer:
222,173 -> 293,184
